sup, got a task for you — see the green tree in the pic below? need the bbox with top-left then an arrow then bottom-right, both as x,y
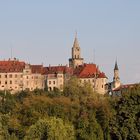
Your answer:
76,108 -> 104,140
0,114 -> 10,140
24,117 -> 75,140
110,86 -> 140,140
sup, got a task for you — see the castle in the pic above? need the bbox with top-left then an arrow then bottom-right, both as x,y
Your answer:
0,34 -> 121,94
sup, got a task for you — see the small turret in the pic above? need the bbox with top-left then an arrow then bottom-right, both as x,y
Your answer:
113,60 -> 121,89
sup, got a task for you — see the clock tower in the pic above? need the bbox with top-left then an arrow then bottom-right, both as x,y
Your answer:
69,33 -> 84,68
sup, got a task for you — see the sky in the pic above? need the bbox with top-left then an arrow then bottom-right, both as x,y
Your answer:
0,0 -> 140,84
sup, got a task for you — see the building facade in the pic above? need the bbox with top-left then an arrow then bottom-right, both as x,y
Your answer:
45,66 -> 73,91
0,34 -> 108,94
0,59 -> 45,94
73,64 -> 107,94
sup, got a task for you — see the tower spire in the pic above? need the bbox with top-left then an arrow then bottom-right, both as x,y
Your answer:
75,30 -> 77,38
113,60 -> 121,89
114,60 -> 119,70
73,31 -> 79,48
69,32 -> 84,68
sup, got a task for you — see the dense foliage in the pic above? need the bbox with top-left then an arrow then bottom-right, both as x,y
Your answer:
0,78 -> 139,140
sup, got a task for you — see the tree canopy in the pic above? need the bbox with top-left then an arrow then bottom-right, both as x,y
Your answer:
0,78 -> 139,140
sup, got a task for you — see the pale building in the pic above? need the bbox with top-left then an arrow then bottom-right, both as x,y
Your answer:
68,34 -> 108,94
73,64 -> 108,94
0,34 -> 108,94
45,66 -> 73,91
22,64 -> 45,91
0,59 -> 45,94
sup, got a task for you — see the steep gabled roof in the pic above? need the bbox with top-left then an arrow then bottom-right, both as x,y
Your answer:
73,33 -> 80,48
73,63 -> 107,78
114,61 -> 119,70
98,72 -> 107,78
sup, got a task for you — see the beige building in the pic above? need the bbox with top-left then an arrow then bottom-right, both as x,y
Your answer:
0,59 -> 45,94
0,34 -> 108,94
22,64 -> 45,91
69,34 -> 108,94
73,64 -> 107,94
45,66 -> 73,91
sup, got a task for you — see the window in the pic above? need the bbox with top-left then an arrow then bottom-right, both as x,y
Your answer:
15,74 -> 17,78
5,81 -> 7,84
0,75 -> 1,78
0,81 -> 1,85
35,76 -> 38,79
26,76 -> 28,79
9,74 -> 12,78
5,75 -> 7,78
10,81 -> 12,84
49,87 -> 52,91
53,81 -> 55,84
49,81 -> 51,85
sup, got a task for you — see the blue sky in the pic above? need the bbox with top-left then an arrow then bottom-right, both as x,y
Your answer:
0,0 -> 140,84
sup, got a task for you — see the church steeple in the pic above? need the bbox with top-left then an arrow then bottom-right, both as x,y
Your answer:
73,32 -> 80,48
113,60 -> 121,88
114,61 -> 119,70
72,32 -> 81,59
69,32 -> 84,68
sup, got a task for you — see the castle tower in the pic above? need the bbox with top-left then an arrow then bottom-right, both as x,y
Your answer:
113,61 -> 121,89
69,33 -> 84,68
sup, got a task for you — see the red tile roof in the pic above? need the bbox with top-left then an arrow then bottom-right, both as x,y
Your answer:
30,65 -> 44,74
73,63 -> 107,79
98,72 -> 107,78
0,60 -> 25,73
0,60 -> 45,74
44,65 -> 73,75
